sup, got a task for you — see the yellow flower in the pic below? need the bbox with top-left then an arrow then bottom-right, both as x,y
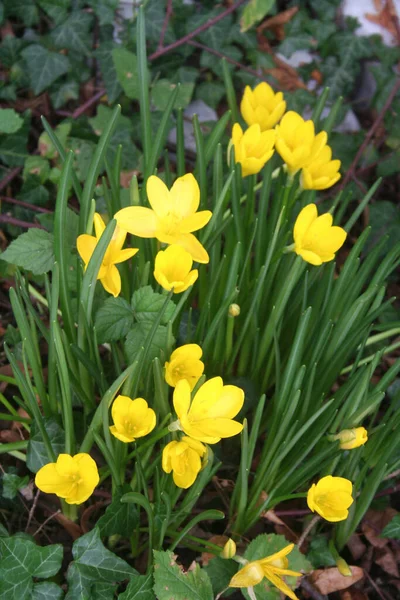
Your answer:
302,145 -> 341,190
293,203 -> 347,266
229,544 -> 302,600
109,395 -> 156,443
231,123 -> 276,177
307,475 -> 353,522
35,453 -> 99,505
222,539 -> 237,559
275,111 -> 327,174
165,344 -> 204,391
333,427 -> 368,450
115,174 -> 211,264
241,82 -> 286,131
173,377 -> 244,444
154,244 -> 198,294
162,436 -> 206,488
77,213 -> 138,297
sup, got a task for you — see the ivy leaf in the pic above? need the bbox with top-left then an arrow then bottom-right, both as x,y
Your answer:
145,0 -> 175,47
119,573 -> 155,599
88,0 -> 119,26
21,45 -> 70,95
131,286 -> 175,324
95,297 -> 134,343
37,0 -> 70,24
5,0 -> 39,26
32,582 -> 64,600
66,563 -> 117,600
97,492 -> 139,537
26,418 -> 65,474
240,0 -> 275,32
96,42 -> 122,104
151,80 -> 194,111
382,515 -> 400,539
50,79 -> 79,109
1,472 -> 29,500
363,201 -> 400,258
51,11 -> 94,56
0,113 -> 30,167
112,48 -> 140,100
125,322 -> 171,364
153,550 -> 214,600
0,108 -> 23,134
1,229 -> 54,275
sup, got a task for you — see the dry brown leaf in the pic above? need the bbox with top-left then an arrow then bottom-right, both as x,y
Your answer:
362,508 -> 398,548
201,535 -> 229,566
0,429 -> 21,443
375,547 -> 400,577
262,509 -> 285,525
340,589 -> 369,600
120,170 -> 139,189
257,7 -> 299,40
54,512 -> 82,539
347,534 -> 367,561
365,0 -> 399,40
310,567 -> 364,594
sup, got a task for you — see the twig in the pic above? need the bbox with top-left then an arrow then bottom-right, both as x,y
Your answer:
300,578 -> 328,600
1,196 -> 52,213
25,488 -> 40,532
0,167 -> 21,192
32,509 -> 61,538
158,0 -> 173,51
298,514 -> 321,550
339,77 -> 400,190
148,0 -> 247,61
365,570 -> 391,600
72,88 -> 105,119
0,215 -> 45,229
188,40 -> 269,82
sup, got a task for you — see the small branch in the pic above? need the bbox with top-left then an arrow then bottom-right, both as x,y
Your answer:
1,196 -> 52,213
32,509 -> 61,538
0,167 -> 21,192
158,0 -> 173,51
72,89 -> 105,119
298,515 -> 321,550
25,488 -> 40,532
300,578 -> 328,600
339,77 -> 400,190
0,215 -> 45,229
148,0 -> 247,61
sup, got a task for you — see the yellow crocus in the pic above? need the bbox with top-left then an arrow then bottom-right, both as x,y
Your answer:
165,343 -> 204,390
333,427 -> 368,450
302,144 -> 341,190
293,203 -> 347,266
241,82 -> 286,131
109,395 -> 156,443
231,123 -> 276,177
229,544 -> 302,600
275,111 -> 327,174
115,174 -> 211,264
35,453 -> 99,505
77,213 -> 138,297
154,244 -> 198,294
162,436 -> 206,489
173,377 -> 244,444
307,475 -> 353,522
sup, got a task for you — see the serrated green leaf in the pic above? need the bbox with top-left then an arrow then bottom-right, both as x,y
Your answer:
131,286 -> 175,324
382,514 -> 400,539
306,535 -> 336,569
21,45 -> 70,95
240,0 -> 275,32
97,492 -> 138,537
204,556 -> 238,596
112,48 -> 140,100
94,297 -> 134,343
32,582 -> 64,600
51,11 -> 94,55
119,573 -> 155,599
1,472 -> 29,500
153,550 -> 213,600
1,229 -> 54,275
26,418 -> 65,474
125,322 -> 170,364
0,108 -> 23,134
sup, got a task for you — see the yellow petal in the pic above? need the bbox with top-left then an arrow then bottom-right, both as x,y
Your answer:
77,234 -> 97,266
100,265 -> 121,297
179,210 -> 212,233
115,206 -> 158,237
173,379 -> 191,420
232,123 -> 244,147
170,344 -> 203,362
229,561 -> 265,588
56,453 -> 79,477
35,462 -> 73,497
174,233 -> 209,264
189,376 -> 224,417
193,417 -> 243,439
93,213 -> 106,239
262,567 -> 299,600
109,425 -> 135,443
162,442 -> 178,473
113,247 -> 139,264
293,204 -> 317,247
296,249 -> 323,266
170,173 -> 200,217
261,544 -> 295,566
147,175 -> 171,217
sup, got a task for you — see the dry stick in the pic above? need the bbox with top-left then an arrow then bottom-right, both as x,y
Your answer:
1,196 -> 52,213
72,88 -> 106,119
25,488 -> 40,532
0,214 -> 45,229
297,514 -> 321,550
148,0 -> 248,61
158,0 -> 173,51
339,77 -> 400,190
0,167 -> 21,192
33,509 -> 61,538
300,578 -> 328,600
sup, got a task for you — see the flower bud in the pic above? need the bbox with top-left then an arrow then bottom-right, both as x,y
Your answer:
333,427 -> 368,450
336,557 -> 352,577
221,539 -> 237,559
229,303 -> 240,317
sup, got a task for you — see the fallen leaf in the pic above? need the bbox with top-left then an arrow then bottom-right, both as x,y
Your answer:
365,0 -> 399,41
54,512 -> 82,540
310,567 -> 364,594
340,589 -> 369,600
257,6 -> 299,40
347,534 -> 367,560
0,429 -> 21,443
362,508 -> 398,548
120,170 -> 139,189
375,547 -> 399,577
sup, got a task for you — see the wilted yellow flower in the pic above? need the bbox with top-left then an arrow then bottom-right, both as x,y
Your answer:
302,145 -> 341,190
307,475 -> 353,522
275,111 -> 327,174
77,213 -> 138,297
229,544 -> 302,600
162,436 -> 206,488
165,344 -> 204,391
333,427 -> 368,450
231,123 -> 276,177
293,203 -> 346,266
222,539 -> 237,559
173,377 -> 244,444
241,82 -> 286,131
154,244 -> 198,294
115,174 -> 211,264
109,395 -> 156,443
336,558 -> 352,577
35,453 -> 99,505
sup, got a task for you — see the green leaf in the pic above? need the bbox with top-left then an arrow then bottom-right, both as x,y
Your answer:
96,42 -> 122,104
97,492 -> 138,537
50,79 -> 79,109
131,286 -> 175,324
21,45 -> 70,95
39,121 -> 71,159
32,582 -> 64,600
0,536 -> 63,600
5,0 -> 39,26
94,297 -> 134,343
23,156 -> 50,184
119,574 -> 155,599
204,557 -> 238,596
0,113 -> 30,166
382,514 -> 400,539
0,36 -> 24,69
1,229 -> 54,275
37,0 -> 70,25
51,11 -> 94,55
363,201 -> 400,258
241,0 -> 275,32
144,0 -> 175,46
112,48 -> 140,100
125,322 -> 170,364
88,0 -> 118,25
26,418 -> 65,473
1,472 -> 29,500
153,550 -> 214,600
306,535 -> 336,568
0,108 -> 23,134
151,80 -> 194,111
66,563 -> 117,600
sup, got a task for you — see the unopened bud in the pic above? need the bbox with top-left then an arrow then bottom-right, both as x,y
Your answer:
229,304 -> 240,317
332,427 -> 368,450
336,557 -> 352,577
221,539 -> 236,559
